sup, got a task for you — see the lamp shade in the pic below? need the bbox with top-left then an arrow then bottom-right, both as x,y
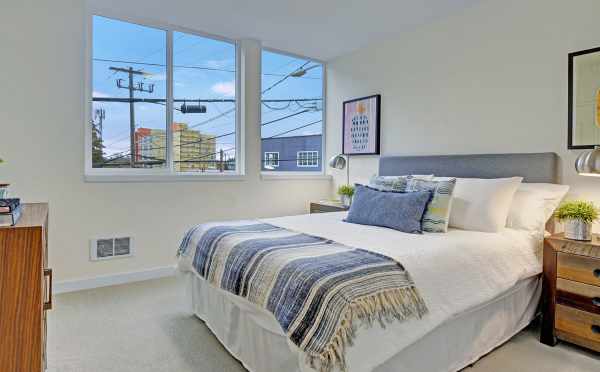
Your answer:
328,154 -> 347,170
575,147 -> 600,176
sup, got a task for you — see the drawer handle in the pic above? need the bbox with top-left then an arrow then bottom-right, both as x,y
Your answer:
595,269 -> 600,278
593,297 -> 600,307
592,325 -> 600,334
44,268 -> 52,311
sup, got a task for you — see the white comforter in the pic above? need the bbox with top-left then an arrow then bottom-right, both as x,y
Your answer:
179,211 -> 543,372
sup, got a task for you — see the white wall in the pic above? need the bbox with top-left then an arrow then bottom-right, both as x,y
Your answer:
0,0 -> 330,281
326,0 -> 600,221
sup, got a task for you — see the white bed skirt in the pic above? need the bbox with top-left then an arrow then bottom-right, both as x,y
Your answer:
181,271 -> 541,372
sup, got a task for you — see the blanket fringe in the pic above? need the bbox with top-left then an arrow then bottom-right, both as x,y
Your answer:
305,286 -> 428,372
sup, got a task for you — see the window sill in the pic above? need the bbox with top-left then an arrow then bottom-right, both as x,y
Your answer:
260,172 -> 332,181
84,173 -> 246,183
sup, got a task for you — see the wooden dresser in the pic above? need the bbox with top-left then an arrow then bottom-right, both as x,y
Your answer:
541,233 -> 600,352
0,203 -> 51,371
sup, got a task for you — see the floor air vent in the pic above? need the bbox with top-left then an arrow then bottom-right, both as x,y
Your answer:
90,237 -> 134,261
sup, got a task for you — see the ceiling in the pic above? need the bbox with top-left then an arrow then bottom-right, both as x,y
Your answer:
91,0 -> 480,61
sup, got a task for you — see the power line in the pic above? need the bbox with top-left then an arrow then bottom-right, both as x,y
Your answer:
137,34 -> 186,63
100,112 -> 321,164
101,110 -> 310,156
261,61 -> 310,95
95,58 -> 234,72
127,109 -> 316,156
261,110 -> 310,127
94,57 -> 320,79
93,97 -> 320,137
176,147 -> 236,162
266,119 -> 322,138
92,97 -> 321,103
101,149 -> 323,168
103,119 -> 323,167
98,99 -> 321,159
102,118 -> 172,149
187,107 -> 235,130
262,101 -> 291,110
102,144 -> 234,166
102,129 -> 236,163
268,58 -> 298,74
99,58 -> 323,164
103,148 -> 324,167
155,110 -> 318,151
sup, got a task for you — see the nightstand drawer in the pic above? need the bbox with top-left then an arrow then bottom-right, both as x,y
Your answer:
557,278 -> 600,314
557,252 -> 600,287
555,304 -> 600,347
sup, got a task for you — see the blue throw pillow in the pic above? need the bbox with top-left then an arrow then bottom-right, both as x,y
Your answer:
344,185 -> 431,233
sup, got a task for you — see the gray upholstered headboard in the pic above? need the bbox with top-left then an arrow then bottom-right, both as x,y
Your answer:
378,153 -> 558,183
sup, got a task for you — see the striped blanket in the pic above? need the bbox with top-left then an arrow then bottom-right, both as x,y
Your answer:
178,221 -> 428,372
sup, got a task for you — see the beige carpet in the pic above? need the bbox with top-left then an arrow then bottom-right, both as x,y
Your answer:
47,276 -> 600,372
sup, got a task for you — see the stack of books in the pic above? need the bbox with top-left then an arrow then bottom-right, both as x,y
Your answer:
0,198 -> 22,227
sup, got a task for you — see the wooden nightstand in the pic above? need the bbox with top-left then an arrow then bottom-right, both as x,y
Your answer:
309,201 -> 349,214
541,233 -> 600,352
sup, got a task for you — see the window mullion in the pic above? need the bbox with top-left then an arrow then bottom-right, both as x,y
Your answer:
166,30 -> 174,173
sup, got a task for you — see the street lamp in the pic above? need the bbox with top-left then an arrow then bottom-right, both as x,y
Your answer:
290,65 -> 320,78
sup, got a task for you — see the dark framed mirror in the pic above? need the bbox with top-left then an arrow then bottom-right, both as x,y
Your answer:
569,46 -> 600,149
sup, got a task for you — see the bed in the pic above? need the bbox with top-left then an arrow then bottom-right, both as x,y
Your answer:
177,152 -> 559,372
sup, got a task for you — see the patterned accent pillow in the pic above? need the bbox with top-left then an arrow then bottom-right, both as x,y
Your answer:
405,177 -> 456,233
345,185 -> 432,233
369,175 -> 434,192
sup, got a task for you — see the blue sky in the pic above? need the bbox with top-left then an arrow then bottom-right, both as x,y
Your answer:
92,16 -> 323,159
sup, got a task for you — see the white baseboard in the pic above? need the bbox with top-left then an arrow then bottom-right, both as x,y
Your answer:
54,265 -> 177,294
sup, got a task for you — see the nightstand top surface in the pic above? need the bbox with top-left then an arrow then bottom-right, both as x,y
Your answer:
546,233 -> 600,258
313,200 -> 348,209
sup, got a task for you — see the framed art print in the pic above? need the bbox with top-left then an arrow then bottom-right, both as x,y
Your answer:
342,94 -> 381,155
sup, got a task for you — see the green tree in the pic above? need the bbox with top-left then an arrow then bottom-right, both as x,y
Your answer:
92,125 -> 105,165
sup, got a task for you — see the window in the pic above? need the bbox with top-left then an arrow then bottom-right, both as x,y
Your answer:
297,151 -> 319,167
263,152 -> 279,169
89,15 -> 238,176
261,49 -> 324,173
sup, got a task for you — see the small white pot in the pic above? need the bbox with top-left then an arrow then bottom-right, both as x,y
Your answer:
564,218 -> 592,241
340,195 -> 352,207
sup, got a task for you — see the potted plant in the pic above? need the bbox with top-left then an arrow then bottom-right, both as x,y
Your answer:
337,185 -> 355,207
554,200 -> 599,241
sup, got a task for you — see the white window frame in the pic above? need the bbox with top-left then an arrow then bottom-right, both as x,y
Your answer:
84,7 -> 243,182
259,47 -> 326,178
296,151 -> 319,168
264,152 -> 280,168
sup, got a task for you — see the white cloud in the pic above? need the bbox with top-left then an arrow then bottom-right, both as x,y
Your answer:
205,59 -> 234,69
145,73 -> 166,81
93,90 -> 109,98
211,81 -> 236,97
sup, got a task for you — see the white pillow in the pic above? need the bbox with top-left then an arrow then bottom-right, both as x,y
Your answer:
449,177 -> 523,232
516,183 -> 570,221
506,190 -> 546,233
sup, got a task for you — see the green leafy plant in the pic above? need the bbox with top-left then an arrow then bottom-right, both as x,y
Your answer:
554,200 -> 600,224
337,185 -> 355,197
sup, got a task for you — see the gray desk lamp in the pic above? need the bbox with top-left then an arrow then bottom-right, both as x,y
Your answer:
576,146 -> 600,176
328,154 -> 349,185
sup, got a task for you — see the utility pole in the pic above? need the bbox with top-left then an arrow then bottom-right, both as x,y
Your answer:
109,66 -> 154,167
